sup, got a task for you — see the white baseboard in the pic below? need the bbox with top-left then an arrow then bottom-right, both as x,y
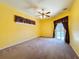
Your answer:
70,44 -> 79,57
0,36 -> 38,50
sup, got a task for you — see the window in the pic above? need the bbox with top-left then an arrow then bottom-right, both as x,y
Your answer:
15,15 -> 36,25
55,23 -> 66,41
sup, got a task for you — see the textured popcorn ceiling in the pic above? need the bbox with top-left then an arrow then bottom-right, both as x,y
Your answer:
0,0 -> 73,18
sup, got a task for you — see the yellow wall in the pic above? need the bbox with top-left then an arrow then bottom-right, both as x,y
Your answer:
0,4 -> 39,49
69,0 -> 79,56
39,19 -> 53,37
39,10 -> 69,37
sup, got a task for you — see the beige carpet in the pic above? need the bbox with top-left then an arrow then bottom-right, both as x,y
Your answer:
0,38 -> 79,59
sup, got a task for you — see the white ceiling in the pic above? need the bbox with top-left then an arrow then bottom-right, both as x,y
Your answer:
0,0 -> 73,18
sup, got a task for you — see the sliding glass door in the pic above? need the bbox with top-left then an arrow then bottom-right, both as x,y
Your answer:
55,23 -> 66,41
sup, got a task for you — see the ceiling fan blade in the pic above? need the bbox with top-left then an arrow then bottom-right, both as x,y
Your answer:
45,15 -> 50,17
42,9 -> 45,11
46,12 -> 51,14
38,12 -> 42,15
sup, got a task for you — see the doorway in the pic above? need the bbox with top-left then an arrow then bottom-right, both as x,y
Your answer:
53,16 -> 70,44
55,22 -> 66,41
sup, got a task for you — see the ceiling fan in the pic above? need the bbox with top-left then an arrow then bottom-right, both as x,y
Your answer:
37,9 -> 51,18
24,0 -> 51,18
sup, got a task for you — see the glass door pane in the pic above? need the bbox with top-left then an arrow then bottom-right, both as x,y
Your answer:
55,23 -> 66,41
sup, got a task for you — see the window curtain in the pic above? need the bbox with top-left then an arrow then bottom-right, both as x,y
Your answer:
53,16 -> 70,44
53,21 -> 57,38
62,18 -> 70,44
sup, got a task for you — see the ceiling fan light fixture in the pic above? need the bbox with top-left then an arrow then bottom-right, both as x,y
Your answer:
36,8 -> 52,19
